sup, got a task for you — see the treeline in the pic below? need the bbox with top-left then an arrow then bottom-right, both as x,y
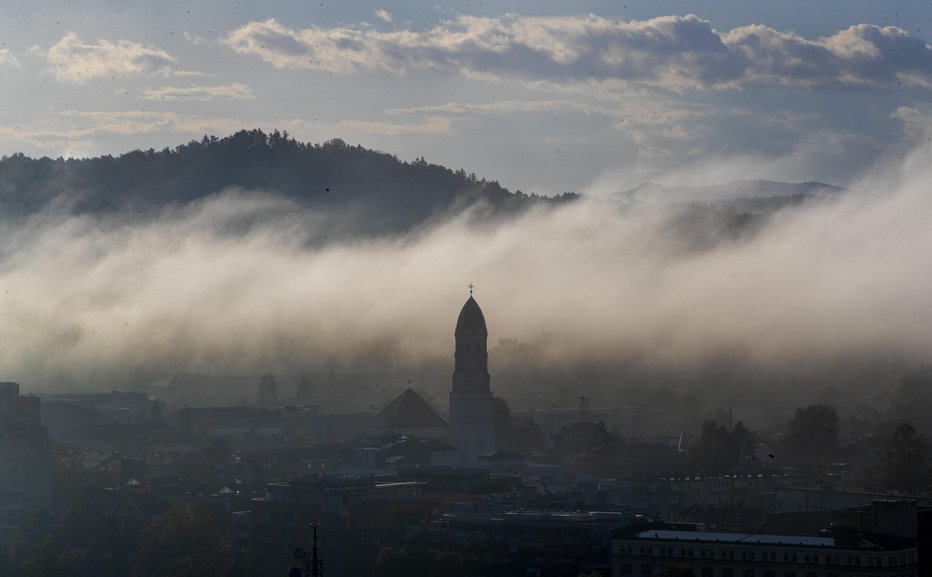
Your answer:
0,129 -> 577,235
0,503 -> 232,577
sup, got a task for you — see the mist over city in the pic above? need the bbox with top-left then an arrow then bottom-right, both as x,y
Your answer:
2,2 -> 932,577
1,134 -> 930,413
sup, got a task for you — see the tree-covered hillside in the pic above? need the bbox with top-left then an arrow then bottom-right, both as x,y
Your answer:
0,129 -> 576,234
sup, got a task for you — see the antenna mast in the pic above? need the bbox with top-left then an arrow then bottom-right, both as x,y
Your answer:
292,525 -> 323,577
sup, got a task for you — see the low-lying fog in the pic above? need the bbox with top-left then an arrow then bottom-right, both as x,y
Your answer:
2,137 -> 931,415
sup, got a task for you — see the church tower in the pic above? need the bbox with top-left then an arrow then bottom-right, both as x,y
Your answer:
449,291 -> 495,465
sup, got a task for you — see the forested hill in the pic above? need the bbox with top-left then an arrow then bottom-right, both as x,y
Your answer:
0,129 -> 576,234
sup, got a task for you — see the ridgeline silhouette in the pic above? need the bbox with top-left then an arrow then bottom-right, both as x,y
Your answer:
0,129 -> 577,235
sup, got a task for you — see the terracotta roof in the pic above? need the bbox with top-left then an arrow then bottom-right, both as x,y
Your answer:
367,388 -> 448,432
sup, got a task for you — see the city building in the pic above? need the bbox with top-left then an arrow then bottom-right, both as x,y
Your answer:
240,474 -> 432,576
0,382 -> 52,544
407,508 -> 633,576
355,436 -> 460,471
597,474 -> 809,520
449,294 -> 496,465
770,486 -> 932,513
612,500 -> 920,577
363,387 -> 448,440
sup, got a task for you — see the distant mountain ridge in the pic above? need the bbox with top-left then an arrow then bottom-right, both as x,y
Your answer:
0,129 -> 576,235
617,179 -> 845,204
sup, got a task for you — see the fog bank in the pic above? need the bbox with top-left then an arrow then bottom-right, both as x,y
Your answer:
1,140 -> 931,405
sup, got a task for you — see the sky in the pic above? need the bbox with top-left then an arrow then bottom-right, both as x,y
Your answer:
1,1 -> 931,196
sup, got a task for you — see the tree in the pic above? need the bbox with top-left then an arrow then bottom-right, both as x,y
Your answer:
692,420 -> 732,472
882,423 -> 928,491
433,551 -> 465,577
60,540 -> 118,577
493,396 -> 542,454
691,420 -> 753,472
784,405 -> 838,463
18,535 -> 66,577
57,490 -> 128,556
256,373 -> 279,406
895,366 -> 932,435
552,420 -> 620,456
371,546 -> 431,577
493,396 -> 514,443
295,375 -> 312,404
0,546 -> 12,577
128,504 -> 230,577
371,546 -> 465,577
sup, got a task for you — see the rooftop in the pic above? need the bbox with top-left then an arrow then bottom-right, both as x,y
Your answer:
455,296 -> 487,333
366,388 -> 448,432
629,530 -> 886,550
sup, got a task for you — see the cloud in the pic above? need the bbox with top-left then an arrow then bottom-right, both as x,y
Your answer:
184,31 -> 208,47
387,99 -> 606,116
374,9 -> 392,24
140,83 -> 255,102
3,137 -> 932,399
223,14 -> 932,90
172,70 -> 210,78
583,127 -> 879,194
0,110 -> 245,151
892,106 -> 932,142
336,116 -> 455,135
0,49 -> 19,67
47,32 -> 175,83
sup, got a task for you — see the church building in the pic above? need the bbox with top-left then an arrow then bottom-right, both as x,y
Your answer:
448,293 -> 496,466
365,292 -> 497,467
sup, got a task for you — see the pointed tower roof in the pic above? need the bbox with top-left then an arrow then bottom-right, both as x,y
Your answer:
366,388 -> 448,432
456,296 -> 487,332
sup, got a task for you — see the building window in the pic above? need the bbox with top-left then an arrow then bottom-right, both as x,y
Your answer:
701,568 -> 713,577
743,570 -> 754,577
641,565 -> 652,577
784,572 -> 796,577
722,570 -> 733,577
619,564 -> 632,575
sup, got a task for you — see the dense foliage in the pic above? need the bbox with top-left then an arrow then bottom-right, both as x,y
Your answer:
0,130 -> 575,236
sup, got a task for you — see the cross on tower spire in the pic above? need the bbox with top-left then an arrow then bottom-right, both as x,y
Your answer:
468,283 -> 474,296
